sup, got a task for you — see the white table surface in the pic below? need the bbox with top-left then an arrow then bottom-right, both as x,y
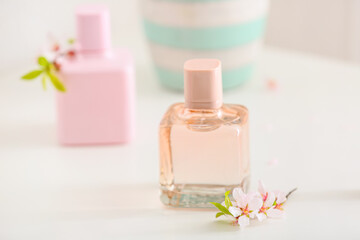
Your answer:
0,47 -> 359,239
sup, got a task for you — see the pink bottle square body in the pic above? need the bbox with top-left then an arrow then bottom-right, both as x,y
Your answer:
57,49 -> 135,145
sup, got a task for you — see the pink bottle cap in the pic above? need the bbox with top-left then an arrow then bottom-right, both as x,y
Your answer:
184,59 -> 223,109
76,5 -> 111,52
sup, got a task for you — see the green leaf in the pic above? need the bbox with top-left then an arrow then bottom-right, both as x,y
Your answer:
224,191 -> 232,208
209,202 -> 232,216
48,63 -> 56,72
48,72 -> 66,92
68,38 -> 75,45
22,70 -> 43,80
215,212 -> 225,218
38,56 -> 49,67
41,74 -> 47,90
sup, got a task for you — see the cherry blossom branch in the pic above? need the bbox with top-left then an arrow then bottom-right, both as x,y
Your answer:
286,187 -> 298,199
210,181 -> 297,228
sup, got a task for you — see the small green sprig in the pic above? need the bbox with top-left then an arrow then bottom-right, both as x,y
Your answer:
22,56 -> 66,92
210,191 -> 234,218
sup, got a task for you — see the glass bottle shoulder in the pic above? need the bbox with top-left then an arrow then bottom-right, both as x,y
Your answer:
160,103 -> 248,131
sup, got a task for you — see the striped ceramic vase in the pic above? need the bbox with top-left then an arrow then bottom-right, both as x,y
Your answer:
141,0 -> 269,90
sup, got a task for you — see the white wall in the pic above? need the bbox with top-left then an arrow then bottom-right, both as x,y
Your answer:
266,0 -> 360,62
0,0 -> 359,75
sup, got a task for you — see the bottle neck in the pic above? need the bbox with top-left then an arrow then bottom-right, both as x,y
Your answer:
184,100 -> 223,110
183,105 -> 223,117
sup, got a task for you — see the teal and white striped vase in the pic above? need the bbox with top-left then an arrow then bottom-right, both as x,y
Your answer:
141,0 -> 269,90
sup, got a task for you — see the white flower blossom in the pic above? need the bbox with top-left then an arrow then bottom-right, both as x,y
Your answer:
232,188 -> 262,228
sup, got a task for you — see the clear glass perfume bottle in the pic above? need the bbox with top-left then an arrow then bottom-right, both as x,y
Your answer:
159,59 -> 250,208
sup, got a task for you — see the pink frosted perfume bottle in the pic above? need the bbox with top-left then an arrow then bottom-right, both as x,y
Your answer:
159,59 -> 250,208
57,5 -> 135,145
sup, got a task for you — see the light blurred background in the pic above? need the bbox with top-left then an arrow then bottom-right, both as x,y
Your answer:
1,1 -> 360,239
0,0 -> 359,74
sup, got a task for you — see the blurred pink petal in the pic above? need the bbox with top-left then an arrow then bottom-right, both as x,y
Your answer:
258,180 -> 266,195
267,79 -> 278,90
268,158 -> 279,166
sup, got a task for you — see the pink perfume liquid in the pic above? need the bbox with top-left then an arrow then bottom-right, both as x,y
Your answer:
159,103 -> 250,208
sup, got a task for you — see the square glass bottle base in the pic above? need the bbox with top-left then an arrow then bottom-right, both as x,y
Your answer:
160,177 -> 249,208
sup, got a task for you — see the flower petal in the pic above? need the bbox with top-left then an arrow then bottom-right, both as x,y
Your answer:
267,208 -> 285,218
229,206 -> 242,217
256,212 -> 267,222
233,188 -> 247,208
238,215 -> 250,228
232,188 -> 245,201
275,192 -> 287,204
249,211 -> 256,219
248,197 -> 263,211
258,180 -> 266,195
247,191 -> 261,200
265,191 -> 276,207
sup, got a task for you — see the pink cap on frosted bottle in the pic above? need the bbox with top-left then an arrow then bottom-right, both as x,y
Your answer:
184,59 -> 223,109
76,5 -> 111,52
